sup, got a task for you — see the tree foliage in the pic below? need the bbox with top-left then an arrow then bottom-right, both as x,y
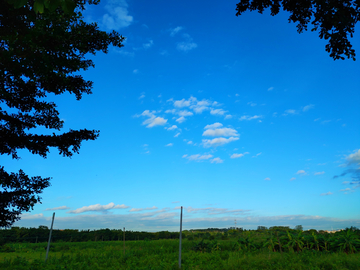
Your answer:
236,0 -> 359,60
0,0 -> 124,227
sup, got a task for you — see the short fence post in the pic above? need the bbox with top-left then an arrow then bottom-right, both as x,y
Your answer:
179,206 -> 183,269
45,212 -> 55,262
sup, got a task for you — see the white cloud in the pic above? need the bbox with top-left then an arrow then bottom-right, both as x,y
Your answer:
177,34 -> 197,52
138,94 -> 145,99
176,116 -> 186,123
347,149 -> 360,166
314,171 -> 325,175
204,122 -> 223,129
203,137 -> 239,147
210,108 -> 226,116
247,102 -> 257,106
166,125 -> 178,131
45,206 -> 70,211
140,110 -> 167,128
129,206 -> 158,212
143,116 -> 167,127
211,157 -> 223,164
203,127 -> 238,137
102,0 -> 133,30
143,40 -> 154,49
296,170 -> 306,175
184,154 -> 213,161
340,188 -> 351,192
174,132 -> 180,137
178,110 -> 193,117
231,152 -> 249,159
187,141 -> 193,145
239,115 -> 262,121
252,152 -> 262,158
268,87 -> 274,91
284,109 -> 297,115
225,114 -> 232,119
177,41 -> 197,52
173,99 -> 191,108
264,177 -> 271,181
165,143 -> 173,147
68,203 -> 129,214
290,177 -> 296,181
320,192 -> 333,196
303,104 -> 314,112
170,26 -> 183,36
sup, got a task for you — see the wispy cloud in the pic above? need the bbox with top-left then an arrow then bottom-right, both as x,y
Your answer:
290,177 -> 296,181
264,177 -> 271,181
129,206 -> 158,212
230,152 -> 249,159
283,109 -> 297,115
170,26 -> 183,37
68,203 -> 129,214
143,40 -> 154,49
314,171 -> 325,175
268,87 -> 274,91
211,157 -> 223,163
239,115 -> 262,121
303,104 -> 314,112
45,206 -> 70,211
165,143 -> 173,147
210,108 -> 226,116
183,154 -> 213,161
177,34 -> 197,52
166,125 -> 178,131
320,192 -> 333,196
252,152 -> 262,158
296,170 -> 306,175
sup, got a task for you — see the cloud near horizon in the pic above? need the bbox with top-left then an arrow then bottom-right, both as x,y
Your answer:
68,203 -> 129,214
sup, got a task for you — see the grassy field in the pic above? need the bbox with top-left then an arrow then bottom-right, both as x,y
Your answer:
1,239 -> 360,269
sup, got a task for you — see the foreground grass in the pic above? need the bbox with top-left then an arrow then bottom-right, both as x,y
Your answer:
0,240 -> 359,269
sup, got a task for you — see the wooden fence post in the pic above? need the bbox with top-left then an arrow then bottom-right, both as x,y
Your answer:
45,212 -> 55,262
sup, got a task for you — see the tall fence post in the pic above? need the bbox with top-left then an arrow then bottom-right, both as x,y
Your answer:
45,212 -> 55,262
179,206 -> 183,269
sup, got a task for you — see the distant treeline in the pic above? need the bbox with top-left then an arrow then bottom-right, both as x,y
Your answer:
0,226 -> 180,244
1,225 -> 358,245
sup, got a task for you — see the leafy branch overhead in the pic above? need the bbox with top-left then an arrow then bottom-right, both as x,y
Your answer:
7,0 -> 78,14
0,0 -> 124,227
236,0 -> 359,60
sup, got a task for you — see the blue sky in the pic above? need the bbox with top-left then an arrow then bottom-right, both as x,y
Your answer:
5,0 -> 360,231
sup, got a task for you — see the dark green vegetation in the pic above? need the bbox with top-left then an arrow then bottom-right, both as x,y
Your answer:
0,227 -> 359,269
236,0 -> 360,60
0,0 -> 124,227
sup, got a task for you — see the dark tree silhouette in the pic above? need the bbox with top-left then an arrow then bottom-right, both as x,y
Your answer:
236,0 -> 359,60
0,0 -> 124,227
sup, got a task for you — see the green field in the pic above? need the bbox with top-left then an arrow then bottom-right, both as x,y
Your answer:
1,238 -> 360,269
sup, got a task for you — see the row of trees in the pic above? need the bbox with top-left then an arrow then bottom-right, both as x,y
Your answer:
0,226 -> 180,244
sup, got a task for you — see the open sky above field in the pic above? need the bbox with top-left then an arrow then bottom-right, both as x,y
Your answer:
5,0 -> 360,231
